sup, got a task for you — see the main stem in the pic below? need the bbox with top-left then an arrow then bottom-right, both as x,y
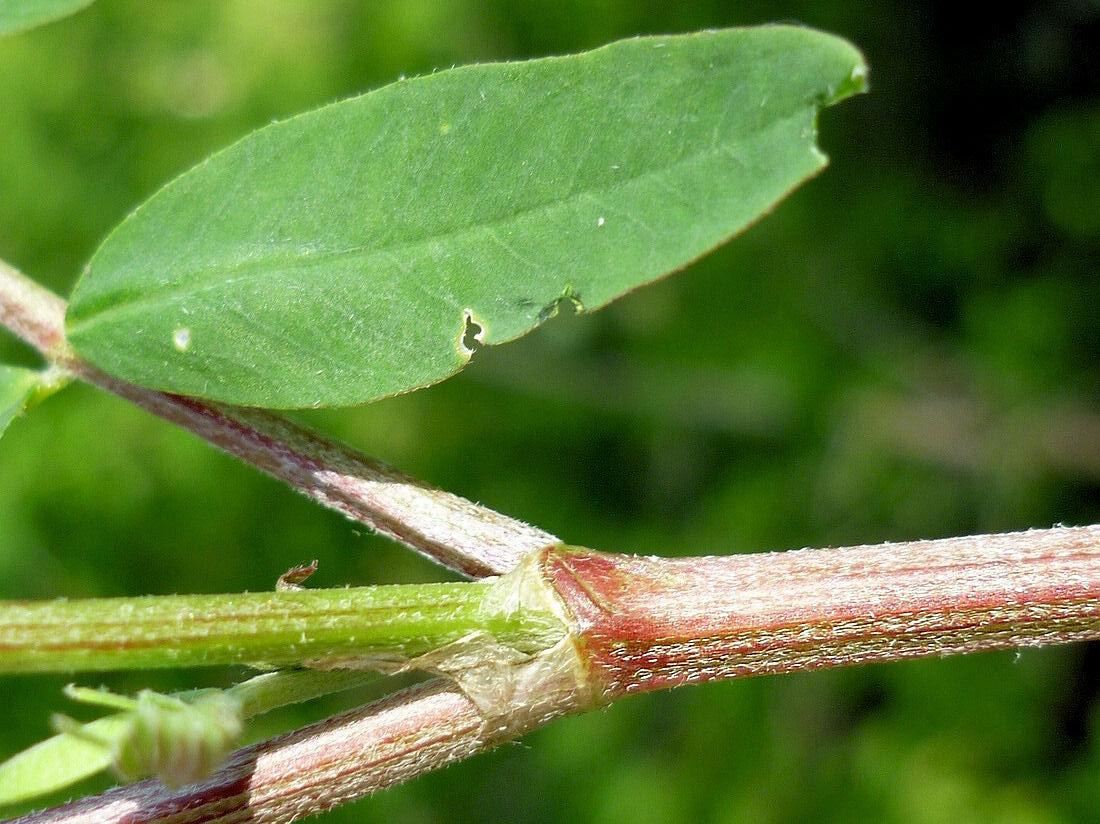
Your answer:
10,525 -> 1100,824
4,526 -> 1096,684
546,525 -> 1100,696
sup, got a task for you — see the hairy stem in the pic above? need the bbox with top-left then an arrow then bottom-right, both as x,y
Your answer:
0,257 -> 555,577
0,261 -> 69,359
546,524 -> 1100,695
0,576 -> 566,673
10,680 -> 494,824
12,525 -> 1100,824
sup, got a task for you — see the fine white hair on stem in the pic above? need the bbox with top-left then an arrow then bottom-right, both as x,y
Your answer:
0,258 -> 555,578
14,525 -> 1100,824
12,680 -> 490,824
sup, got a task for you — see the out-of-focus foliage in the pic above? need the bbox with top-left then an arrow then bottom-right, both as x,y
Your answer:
0,0 -> 95,37
0,1 -> 1097,822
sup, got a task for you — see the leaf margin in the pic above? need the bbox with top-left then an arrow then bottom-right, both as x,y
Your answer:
66,25 -> 869,409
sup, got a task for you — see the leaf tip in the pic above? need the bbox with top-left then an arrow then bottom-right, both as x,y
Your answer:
830,59 -> 869,104
0,364 -> 69,440
0,0 -> 96,38
821,37 -> 869,106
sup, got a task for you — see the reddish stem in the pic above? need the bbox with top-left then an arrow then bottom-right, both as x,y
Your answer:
545,525 -> 1100,696
9,680 -> 487,824
0,258 -> 554,577
71,371 -> 556,577
18,526 -> 1100,824
5,260 -> 1099,824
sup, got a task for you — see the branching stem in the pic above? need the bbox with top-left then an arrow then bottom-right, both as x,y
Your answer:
3,257 -> 1099,824
10,680 -> 489,824
9,525 -> 1100,824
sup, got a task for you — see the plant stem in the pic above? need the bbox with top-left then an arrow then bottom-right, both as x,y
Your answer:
0,257 -> 555,578
11,525 -> 1100,824
9,680 -> 494,824
0,261 -> 69,360
545,524 -> 1100,695
0,577 -> 566,673
226,668 -> 379,718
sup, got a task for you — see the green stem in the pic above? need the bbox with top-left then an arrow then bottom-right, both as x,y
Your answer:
227,668 -> 379,718
0,577 -> 566,673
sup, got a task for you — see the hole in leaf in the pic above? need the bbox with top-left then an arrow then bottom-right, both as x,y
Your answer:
460,310 -> 485,356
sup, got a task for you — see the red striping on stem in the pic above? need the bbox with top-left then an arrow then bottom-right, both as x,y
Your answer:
11,680 -> 487,824
9,526 -> 1100,824
544,525 -> 1100,695
57,371 -> 556,578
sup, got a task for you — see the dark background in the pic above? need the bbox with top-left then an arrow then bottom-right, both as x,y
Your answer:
1,1 -> 1098,821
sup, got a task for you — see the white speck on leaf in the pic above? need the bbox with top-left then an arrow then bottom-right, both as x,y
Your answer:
597,216 -> 605,227
172,328 -> 191,352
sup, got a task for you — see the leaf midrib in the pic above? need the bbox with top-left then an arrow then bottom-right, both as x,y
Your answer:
68,110 -> 809,334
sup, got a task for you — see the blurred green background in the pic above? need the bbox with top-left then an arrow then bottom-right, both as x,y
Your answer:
1,0 -> 1098,821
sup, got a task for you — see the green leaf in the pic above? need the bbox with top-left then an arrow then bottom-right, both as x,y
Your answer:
0,713 -> 125,805
0,364 -> 55,437
66,26 -> 867,408
0,671 -> 375,805
0,0 -> 95,36
0,685 -> 243,805
0,365 -> 69,437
